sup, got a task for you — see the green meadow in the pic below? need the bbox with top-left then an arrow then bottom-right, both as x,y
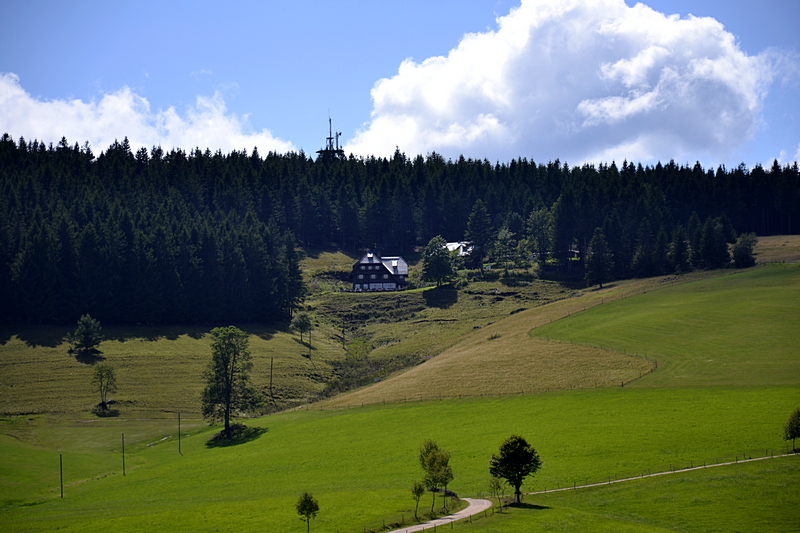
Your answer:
456,456 -> 800,532
1,387 -> 797,532
532,264 -> 800,387
1,255 -> 799,531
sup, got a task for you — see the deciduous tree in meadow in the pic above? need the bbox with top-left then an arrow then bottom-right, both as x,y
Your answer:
201,326 -> 261,439
421,236 -> 455,287
784,407 -> 800,451
488,476 -> 506,511
292,312 -> 313,346
91,363 -> 117,410
419,439 -> 454,512
732,232 -> 758,268
411,480 -> 425,520
489,434 -> 541,503
296,492 -> 319,533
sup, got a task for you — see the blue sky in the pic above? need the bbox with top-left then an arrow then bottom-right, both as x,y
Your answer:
1,0 -> 798,167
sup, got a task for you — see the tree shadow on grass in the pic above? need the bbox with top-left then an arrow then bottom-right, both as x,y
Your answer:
103,325 -> 209,343
0,325 -> 67,348
423,286 -> 458,308
205,424 -> 268,448
292,337 -> 316,351
91,405 -> 120,417
509,502 -> 550,510
73,349 -> 105,365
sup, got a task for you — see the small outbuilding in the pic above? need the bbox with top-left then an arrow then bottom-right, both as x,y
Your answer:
351,251 -> 408,291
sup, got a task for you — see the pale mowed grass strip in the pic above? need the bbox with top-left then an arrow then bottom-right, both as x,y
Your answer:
752,234 -> 800,264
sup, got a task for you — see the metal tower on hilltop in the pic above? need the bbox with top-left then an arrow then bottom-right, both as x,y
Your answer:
317,114 -> 345,160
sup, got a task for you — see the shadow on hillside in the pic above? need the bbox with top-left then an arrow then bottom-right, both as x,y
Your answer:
423,286 -> 458,308
292,337 -> 316,351
2,323 -> 279,348
242,324 -> 279,342
74,349 -> 105,365
587,283 -> 618,292
205,424 -> 268,448
103,324 -> 277,343
103,325 -> 209,343
509,502 -> 550,510
0,326 -> 67,348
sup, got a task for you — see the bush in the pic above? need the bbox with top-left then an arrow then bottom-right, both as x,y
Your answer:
732,233 -> 758,268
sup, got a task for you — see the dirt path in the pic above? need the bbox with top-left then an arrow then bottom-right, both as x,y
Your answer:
385,498 -> 493,533
527,453 -> 798,495
382,455 -> 797,531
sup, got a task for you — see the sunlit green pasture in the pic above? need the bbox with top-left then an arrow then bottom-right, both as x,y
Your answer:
457,456 -> 800,532
531,264 -> 800,387
2,386 -> 796,532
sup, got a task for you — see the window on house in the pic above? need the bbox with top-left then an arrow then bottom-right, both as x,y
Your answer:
370,274 -> 376,279
358,274 -> 363,279
383,274 -> 388,279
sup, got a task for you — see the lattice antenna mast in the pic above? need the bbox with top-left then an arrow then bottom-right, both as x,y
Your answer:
318,112 -> 345,160
326,114 -> 335,151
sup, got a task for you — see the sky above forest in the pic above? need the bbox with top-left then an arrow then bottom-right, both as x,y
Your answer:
1,0 -> 798,167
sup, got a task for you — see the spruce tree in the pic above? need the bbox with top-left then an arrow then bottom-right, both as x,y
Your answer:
586,228 -> 614,288
67,314 -> 104,357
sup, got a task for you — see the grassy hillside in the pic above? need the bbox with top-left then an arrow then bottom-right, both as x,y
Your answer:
457,456 -> 800,532
319,263 -> 799,407
0,323 -> 347,416
1,238 -> 798,532
753,234 -> 800,264
2,387 -> 796,532
532,264 -> 800,388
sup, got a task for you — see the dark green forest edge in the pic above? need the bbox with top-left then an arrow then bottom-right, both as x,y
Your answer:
1,133 -> 798,326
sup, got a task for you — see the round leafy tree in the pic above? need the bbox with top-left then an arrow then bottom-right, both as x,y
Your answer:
296,492 -> 319,533
784,407 -> 800,451
489,434 -> 542,503
201,326 -> 261,439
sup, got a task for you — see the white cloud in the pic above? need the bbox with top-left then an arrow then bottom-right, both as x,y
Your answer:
0,72 -> 295,155
346,0 -> 777,164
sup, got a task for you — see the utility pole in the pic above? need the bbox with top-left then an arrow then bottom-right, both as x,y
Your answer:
269,357 -> 274,403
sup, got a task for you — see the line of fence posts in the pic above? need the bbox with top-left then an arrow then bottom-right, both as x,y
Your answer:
530,446 -> 797,496
49,416 -> 796,510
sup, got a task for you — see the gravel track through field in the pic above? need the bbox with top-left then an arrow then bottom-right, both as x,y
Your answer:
385,498 -> 493,533
386,454 -> 797,532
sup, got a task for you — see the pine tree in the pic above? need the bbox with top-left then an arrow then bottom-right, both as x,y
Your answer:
464,200 -> 493,275
586,228 -> 614,288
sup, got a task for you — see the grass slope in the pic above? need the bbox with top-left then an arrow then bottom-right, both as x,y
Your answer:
2,387 -> 796,532
0,323 -> 346,416
2,240 -> 799,532
532,264 -> 800,387
457,456 -> 800,532
318,271 -> 730,407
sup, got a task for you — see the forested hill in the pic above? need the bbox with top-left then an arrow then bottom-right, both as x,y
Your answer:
1,133 -> 799,325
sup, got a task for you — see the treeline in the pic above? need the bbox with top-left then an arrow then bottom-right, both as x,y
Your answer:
0,135 -> 304,325
1,133 -> 798,324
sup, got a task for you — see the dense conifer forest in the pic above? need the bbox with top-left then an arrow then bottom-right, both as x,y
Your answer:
1,133 -> 798,325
